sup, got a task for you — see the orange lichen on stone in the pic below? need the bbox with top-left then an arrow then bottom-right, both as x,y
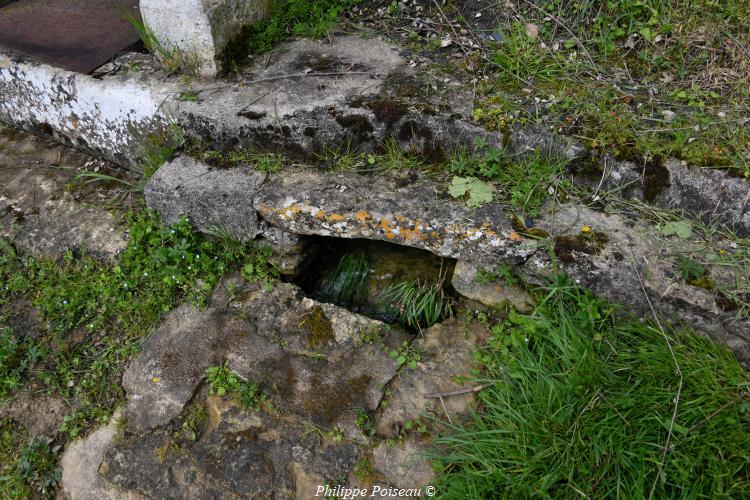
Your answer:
355,210 -> 370,223
400,226 -> 425,241
326,213 -> 346,223
315,209 -> 326,220
284,204 -> 302,218
378,218 -> 396,239
509,231 -> 524,242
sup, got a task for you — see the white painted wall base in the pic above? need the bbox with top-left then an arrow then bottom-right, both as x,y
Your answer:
0,51 -> 176,168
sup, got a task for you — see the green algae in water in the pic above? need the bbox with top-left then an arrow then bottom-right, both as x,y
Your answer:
318,252 -> 370,307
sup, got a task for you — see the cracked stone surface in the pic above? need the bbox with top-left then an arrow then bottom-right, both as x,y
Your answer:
528,205 -> 750,363
104,397 -> 365,499
60,409 -> 145,500
376,317 -> 488,438
0,127 -> 130,261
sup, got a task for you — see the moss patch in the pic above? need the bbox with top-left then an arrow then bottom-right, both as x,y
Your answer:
642,155 -> 671,203
554,231 -> 609,263
299,305 -> 334,348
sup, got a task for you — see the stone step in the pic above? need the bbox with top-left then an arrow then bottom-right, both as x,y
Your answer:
4,32 -> 747,237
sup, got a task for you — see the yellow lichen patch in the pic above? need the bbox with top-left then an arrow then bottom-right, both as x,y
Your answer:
326,213 -> 346,223
509,231 -> 524,242
378,218 -> 397,239
315,209 -> 326,220
355,210 -> 370,223
394,214 -> 407,223
400,227 -> 425,241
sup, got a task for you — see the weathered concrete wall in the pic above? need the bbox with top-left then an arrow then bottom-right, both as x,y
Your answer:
139,0 -> 269,77
0,51 -> 174,168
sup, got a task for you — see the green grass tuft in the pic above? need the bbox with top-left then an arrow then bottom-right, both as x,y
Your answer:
319,252 -> 370,307
432,275 -> 750,498
243,0 -> 361,55
378,279 -> 453,330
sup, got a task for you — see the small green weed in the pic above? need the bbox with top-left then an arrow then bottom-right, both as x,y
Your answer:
475,262 -> 519,287
177,90 -> 200,102
59,406 -> 110,439
240,244 -> 280,290
676,255 -> 706,282
250,153 -> 284,173
0,327 -> 44,402
0,419 -> 30,499
15,437 -> 60,498
378,279 -> 453,330
206,363 -> 266,410
353,456 -> 376,482
387,340 -> 421,370
354,408 -> 375,436
179,404 -> 207,442
675,255 -> 714,289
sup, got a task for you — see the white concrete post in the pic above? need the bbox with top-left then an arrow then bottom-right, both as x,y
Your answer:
139,0 -> 269,77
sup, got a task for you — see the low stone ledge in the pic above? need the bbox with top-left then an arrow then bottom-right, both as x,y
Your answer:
0,51 -> 175,169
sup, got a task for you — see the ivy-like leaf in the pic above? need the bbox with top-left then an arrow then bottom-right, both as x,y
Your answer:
448,176 -> 494,207
659,221 -> 693,239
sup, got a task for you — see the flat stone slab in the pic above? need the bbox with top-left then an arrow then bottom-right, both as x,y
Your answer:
0,126 -> 129,260
176,35 -> 517,160
123,277 -> 411,432
104,398 -> 364,499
